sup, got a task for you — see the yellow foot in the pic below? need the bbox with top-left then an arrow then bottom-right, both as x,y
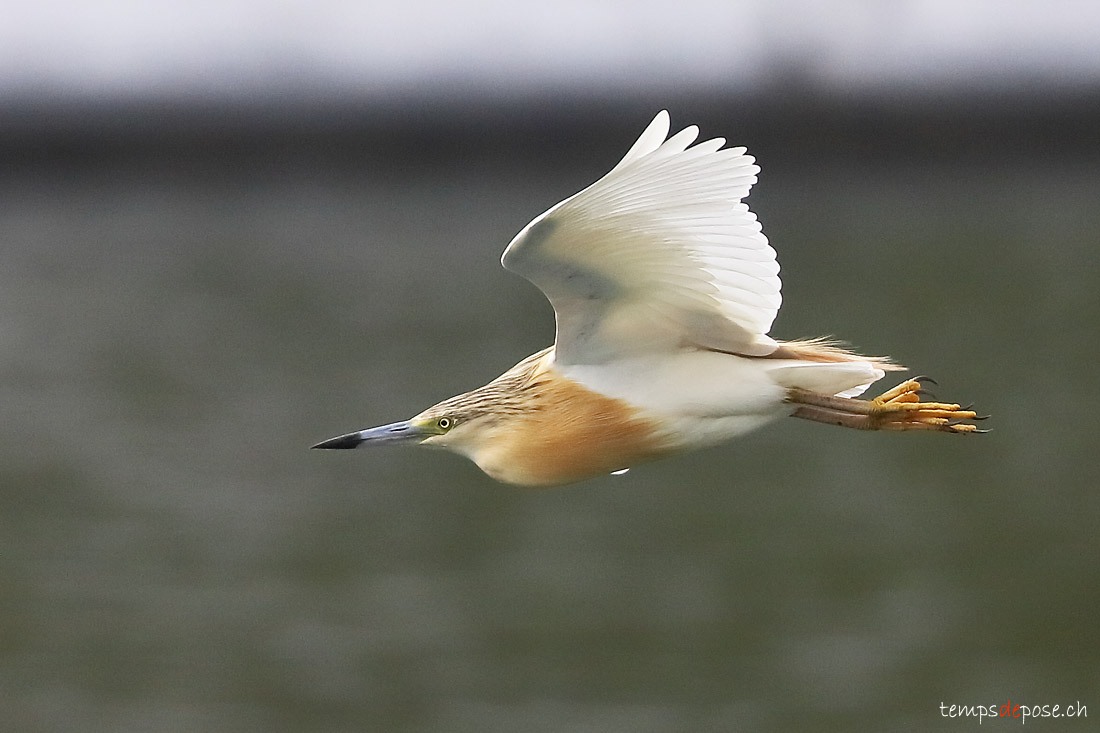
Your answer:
869,378 -> 985,433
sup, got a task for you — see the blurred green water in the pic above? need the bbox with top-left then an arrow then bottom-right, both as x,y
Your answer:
0,111 -> 1098,732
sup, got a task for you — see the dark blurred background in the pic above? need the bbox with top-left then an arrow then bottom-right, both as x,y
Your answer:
2,2 -> 1099,731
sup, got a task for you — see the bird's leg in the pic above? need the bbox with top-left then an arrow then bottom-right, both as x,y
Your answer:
786,379 -> 985,434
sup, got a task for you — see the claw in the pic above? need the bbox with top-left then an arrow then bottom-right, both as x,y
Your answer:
945,423 -> 988,434
865,377 -> 986,435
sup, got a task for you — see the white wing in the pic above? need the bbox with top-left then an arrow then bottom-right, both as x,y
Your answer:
501,110 -> 782,366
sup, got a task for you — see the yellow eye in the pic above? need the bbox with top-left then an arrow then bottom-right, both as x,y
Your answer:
437,417 -> 453,430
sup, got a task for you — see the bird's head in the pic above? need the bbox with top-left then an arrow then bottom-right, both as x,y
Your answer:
310,389 -> 518,457
311,347 -> 555,483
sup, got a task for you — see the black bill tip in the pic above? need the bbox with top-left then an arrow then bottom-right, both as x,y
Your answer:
311,432 -> 365,450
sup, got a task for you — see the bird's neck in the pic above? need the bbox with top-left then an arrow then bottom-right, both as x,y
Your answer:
464,361 -> 670,487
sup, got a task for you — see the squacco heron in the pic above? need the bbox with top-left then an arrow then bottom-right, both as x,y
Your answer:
313,111 -> 984,486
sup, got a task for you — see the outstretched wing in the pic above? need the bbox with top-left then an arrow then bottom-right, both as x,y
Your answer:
501,110 -> 781,366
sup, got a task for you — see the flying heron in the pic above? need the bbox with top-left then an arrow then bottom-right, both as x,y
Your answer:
313,111 -> 983,486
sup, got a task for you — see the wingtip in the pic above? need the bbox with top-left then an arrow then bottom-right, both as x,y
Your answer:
607,110 -> 673,174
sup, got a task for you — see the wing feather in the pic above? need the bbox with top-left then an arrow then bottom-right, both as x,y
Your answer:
502,111 -> 781,365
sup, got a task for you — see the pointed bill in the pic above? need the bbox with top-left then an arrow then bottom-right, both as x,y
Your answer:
311,421 -> 425,449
